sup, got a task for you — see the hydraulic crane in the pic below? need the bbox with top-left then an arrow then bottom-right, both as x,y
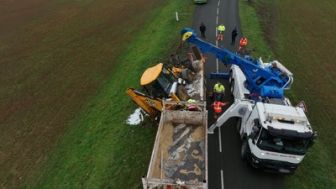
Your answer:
181,28 -> 315,173
181,28 -> 293,98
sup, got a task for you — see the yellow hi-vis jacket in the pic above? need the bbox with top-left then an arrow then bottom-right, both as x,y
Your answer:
214,83 -> 225,93
217,25 -> 225,32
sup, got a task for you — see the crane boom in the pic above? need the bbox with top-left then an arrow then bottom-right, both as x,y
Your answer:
181,28 -> 293,98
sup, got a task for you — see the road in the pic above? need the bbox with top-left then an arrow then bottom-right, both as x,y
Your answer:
191,0 -> 284,188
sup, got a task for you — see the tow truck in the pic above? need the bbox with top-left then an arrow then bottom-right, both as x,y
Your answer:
181,28 -> 316,173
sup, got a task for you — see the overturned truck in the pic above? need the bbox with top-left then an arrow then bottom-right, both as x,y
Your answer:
127,47 -> 208,189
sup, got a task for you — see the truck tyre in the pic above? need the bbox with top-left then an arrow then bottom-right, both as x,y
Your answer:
241,139 -> 250,161
236,118 -> 242,134
230,79 -> 235,93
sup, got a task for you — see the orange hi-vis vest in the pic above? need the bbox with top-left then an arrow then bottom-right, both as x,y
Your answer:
239,37 -> 248,47
212,101 -> 228,114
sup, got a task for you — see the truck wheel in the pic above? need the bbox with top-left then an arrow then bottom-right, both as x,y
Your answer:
236,118 -> 242,133
230,79 -> 235,93
241,139 -> 250,161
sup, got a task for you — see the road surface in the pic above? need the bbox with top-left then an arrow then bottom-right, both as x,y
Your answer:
191,0 -> 285,188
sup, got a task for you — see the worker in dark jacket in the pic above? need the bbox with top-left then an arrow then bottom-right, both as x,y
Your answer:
199,22 -> 206,38
231,27 -> 238,45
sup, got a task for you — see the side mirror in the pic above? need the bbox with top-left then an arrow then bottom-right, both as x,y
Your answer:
313,131 -> 318,140
253,119 -> 260,126
252,125 -> 260,133
249,132 -> 256,144
249,126 -> 260,144
308,131 -> 318,148
249,132 -> 256,139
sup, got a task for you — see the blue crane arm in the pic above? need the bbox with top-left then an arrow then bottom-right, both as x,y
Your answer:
181,28 -> 293,98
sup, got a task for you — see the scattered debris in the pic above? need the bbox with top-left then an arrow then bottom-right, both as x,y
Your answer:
126,108 -> 145,125
185,73 -> 202,100
160,123 -> 205,183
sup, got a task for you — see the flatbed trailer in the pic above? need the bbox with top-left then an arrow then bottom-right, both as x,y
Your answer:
142,102 -> 208,189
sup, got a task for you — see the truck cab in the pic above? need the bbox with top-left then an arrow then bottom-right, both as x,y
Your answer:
229,64 -> 315,173
239,102 -> 315,173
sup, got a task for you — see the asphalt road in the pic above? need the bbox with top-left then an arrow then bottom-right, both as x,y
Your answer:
191,0 -> 284,188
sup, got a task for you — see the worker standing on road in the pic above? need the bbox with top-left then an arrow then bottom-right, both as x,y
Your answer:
238,37 -> 248,54
231,27 -> 238,45
199,22 -> 206,38
213,82 -> 225,101
217,24 -> 225,41
211,101 -> 228,119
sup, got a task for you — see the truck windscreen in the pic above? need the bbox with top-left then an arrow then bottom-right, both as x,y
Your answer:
257,128 -> 309,155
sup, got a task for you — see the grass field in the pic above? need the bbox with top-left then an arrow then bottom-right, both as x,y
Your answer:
0,0 -> 161,187
0,0 -> 192,188
240,0 -> 336,188
18,0 -> 193,188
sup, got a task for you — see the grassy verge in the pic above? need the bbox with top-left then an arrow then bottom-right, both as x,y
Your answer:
23,0 -> 193,188
240,0 -> 336,188
238,0 -> 273,60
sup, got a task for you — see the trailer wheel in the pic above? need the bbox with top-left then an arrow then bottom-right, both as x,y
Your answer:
241,139 -> 250,161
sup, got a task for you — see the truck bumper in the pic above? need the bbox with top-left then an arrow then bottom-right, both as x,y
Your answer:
248,154 -> 298,174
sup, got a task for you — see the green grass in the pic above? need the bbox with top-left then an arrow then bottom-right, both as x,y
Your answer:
240,0 -> 336,188
274,0 -> 336,188
22,0 -> 193,188
238,0 -> 273,60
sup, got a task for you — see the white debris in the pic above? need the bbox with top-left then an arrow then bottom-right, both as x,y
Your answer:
185,73 -> 201,99
126,108 -> 145,125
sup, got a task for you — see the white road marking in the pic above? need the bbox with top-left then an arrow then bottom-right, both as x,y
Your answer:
221,169 -> 225,189
217,0 -> 225,188
218,126 -> 222,152
215,0 -> 220,72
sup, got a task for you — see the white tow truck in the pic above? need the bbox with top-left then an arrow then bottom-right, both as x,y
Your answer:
182,28 -> 316,173
209,64 -> 315,173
